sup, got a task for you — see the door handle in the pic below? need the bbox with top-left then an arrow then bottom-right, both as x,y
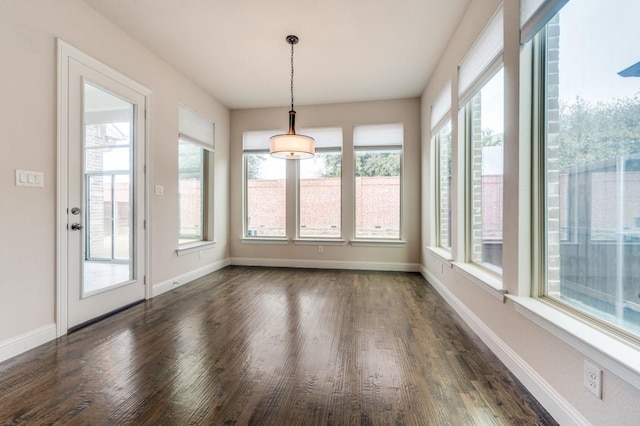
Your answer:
70,223 -> 83,231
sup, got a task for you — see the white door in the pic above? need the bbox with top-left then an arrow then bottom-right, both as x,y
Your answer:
64,54 -> 147,330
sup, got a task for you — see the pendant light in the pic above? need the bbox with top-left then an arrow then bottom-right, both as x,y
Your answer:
270,35 -> 315,159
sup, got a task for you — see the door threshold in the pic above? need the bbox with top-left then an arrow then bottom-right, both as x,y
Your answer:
68,299 -> 145,333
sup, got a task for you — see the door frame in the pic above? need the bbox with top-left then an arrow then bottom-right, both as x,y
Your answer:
56,40 -> 152,337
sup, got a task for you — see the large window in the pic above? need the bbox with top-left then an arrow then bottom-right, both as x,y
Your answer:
536,0 -> 640,338
434,121 -> 452,249
298,128 -> 342,239
243,130 -> 287,238
178,106 -> 214,246
458,3 -> 504,274
462,68 -> 504,272
354,123 -> 403,240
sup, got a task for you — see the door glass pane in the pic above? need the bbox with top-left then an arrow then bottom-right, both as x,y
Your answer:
114,174 -> 131,260
87,174 -> 113,260
83,82 -> 134,294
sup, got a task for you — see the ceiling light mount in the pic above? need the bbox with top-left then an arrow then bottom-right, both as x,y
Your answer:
285,35 -> 299,45
269,34 -> 315,159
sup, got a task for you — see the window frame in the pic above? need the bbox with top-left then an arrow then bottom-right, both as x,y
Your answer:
352,122 -> 404,242
433,119 -> 453,250
460,61 -> 505,277
242,150 -> 288,240
177,136 -> 209,245
532,13 -> 640,346
176,134 -> 215,256
296,147 -> 344,241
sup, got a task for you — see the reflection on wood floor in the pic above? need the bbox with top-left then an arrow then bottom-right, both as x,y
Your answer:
0,267 -> 557,425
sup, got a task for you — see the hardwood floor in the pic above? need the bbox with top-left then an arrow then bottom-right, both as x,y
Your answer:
0,267 -> 557,425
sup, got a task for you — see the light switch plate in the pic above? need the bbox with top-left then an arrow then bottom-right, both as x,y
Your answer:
16,170 -> 44,188
155,185 -> 164,196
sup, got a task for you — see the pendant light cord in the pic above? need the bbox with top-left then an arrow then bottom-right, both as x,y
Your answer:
290,40 -> 295,111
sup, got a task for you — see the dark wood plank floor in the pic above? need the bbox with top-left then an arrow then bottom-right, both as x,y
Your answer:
0,267 -> 556,425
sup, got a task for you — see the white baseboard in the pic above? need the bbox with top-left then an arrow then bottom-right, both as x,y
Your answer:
0,323 -> 57,364
230,257 -> 420,272
419,266 -> 588,426
152,258 -> 231,297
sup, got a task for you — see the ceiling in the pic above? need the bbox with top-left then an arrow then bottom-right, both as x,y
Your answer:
82,0 -> 470,110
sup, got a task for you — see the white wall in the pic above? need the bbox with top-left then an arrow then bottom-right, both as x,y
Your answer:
230,99 -> 421,270
0,0 -> 229,352
421,0 -> 640,424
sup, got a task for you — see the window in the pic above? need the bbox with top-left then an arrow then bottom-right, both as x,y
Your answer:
178,139 -> 206,243
178,106 -> 214,246
298,127 -> 343,239
354,123 -> 403,240
434,121 -> 452,249
458,3 -> 504,273
464,69 -> 504,272
243,130 -> 286,238
535,0 -> 640,339
432,81 -> 452,250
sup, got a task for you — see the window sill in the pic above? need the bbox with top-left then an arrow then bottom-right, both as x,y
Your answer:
426,246 -> 453,263
293,239 -> 346,246
176,241 -> 216,256
350,239 -> 406,247
508,295 -> 640,392
240,238 -> 289,245
452,262 -> 506,302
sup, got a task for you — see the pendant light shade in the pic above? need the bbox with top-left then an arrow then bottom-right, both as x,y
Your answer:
270,35 -> 315,159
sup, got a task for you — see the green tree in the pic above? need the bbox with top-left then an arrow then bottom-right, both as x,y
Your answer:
318,153 -> 341,178
558,94 -> 640,169
246,154 -> 265,179
481,128 -> 503,147
355,152 -> 400,177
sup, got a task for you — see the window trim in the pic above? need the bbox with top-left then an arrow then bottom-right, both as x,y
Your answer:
177,136 -> 214,249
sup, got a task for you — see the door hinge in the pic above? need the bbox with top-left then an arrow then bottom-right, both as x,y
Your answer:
143,220 -> 146,230
143,275 -> 147,285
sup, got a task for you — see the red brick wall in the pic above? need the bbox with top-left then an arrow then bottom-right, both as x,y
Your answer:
246,176 -> 400,237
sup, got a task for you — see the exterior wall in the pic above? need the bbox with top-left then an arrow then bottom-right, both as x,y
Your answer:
246,177 -> 400,237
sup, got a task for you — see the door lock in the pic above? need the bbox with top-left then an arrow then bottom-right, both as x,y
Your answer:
70,223 -> 83,231
71,207 -> 81,215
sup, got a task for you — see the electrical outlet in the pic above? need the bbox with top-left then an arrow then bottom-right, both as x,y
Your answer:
584,359 -> 602,399
318,246 -> 324,253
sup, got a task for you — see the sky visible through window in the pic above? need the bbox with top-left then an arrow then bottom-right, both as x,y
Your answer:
559,0 -> 640,103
